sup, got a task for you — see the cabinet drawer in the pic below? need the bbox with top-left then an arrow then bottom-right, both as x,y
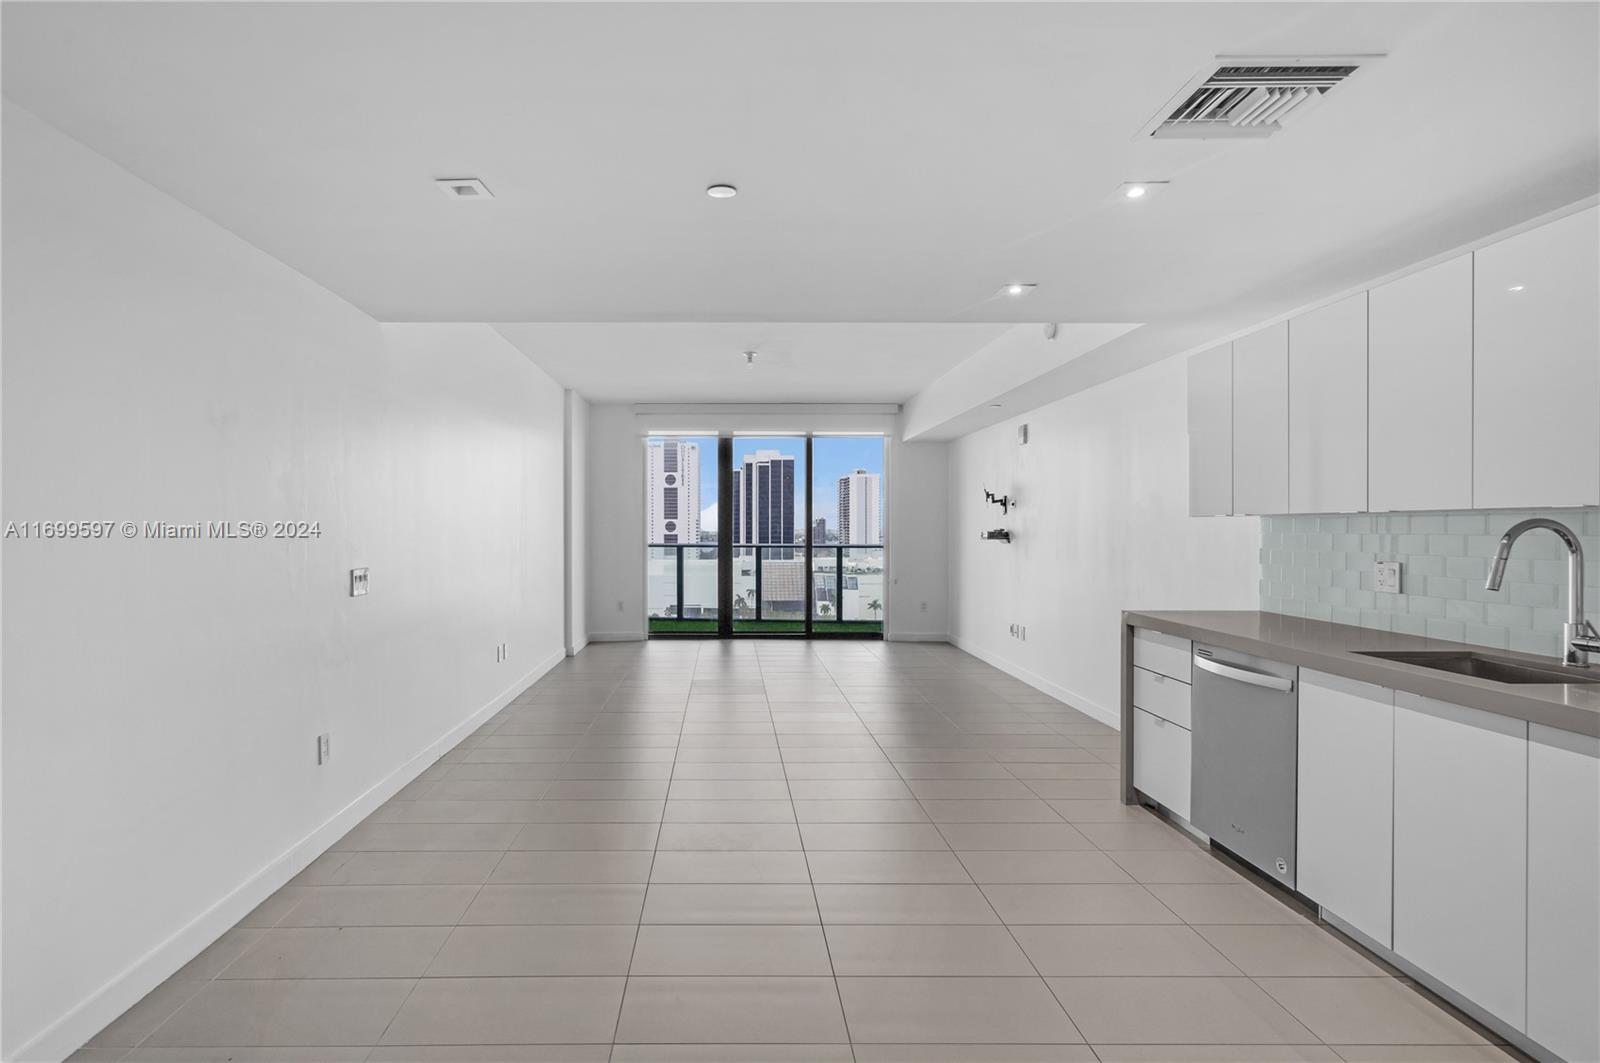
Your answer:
1133,629 -> 1191,683
1134,707 -> 1191,821
1133,666 -> 1192,729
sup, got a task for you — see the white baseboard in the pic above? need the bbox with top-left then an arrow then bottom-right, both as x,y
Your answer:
949,636 -> 1120,729
586,631 -> 646,642
19,647 -> 565,1063
885,631 -> 949,642
565,639 -> 589,656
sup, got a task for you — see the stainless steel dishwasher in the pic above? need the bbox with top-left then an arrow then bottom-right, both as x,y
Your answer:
1190,643 -> 1299,890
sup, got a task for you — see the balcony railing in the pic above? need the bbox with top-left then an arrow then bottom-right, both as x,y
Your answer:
647,542 -> 885,632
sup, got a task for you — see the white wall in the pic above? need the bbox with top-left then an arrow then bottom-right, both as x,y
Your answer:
564,389 -> 591,654
948,355 -> 1259,724
886,437 -> 950,639
585,403 -> 648,640
1,104 -> 568,1061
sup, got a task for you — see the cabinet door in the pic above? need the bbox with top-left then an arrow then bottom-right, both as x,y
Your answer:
1368,254 -> 1473,511
1394,693 -> 1527,1030
1297,670 -> 1393,946
1232,322 -> 1289,514
1289,294 -> 1368,514
1474,206 -> 1600,508
1527,724 -> 1600,1063
1133,708 -> 1191,821
1188,343 -> 1233,516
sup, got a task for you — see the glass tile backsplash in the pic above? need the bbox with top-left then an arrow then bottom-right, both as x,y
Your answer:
1260,508 -> 1600,657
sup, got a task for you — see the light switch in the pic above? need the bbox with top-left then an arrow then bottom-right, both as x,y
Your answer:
1375,560 -> 1402,594
350,568 -> 370,597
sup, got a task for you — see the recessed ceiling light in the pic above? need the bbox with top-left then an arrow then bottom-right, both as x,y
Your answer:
1000,283 -> 1037,297
1508,285 -> 1525,292
436,177 -> 492,200
1115,181 -> 1169,202
707,184 -> 739,199
989,403 -> 1003,408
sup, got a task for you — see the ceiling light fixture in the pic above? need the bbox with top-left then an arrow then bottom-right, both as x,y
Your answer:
1000,283 -> 1037,297
1116,181 -> 1169,202
707,184 -> 739,199
1508,285 -> 1525,292
436,178 -> 492,200
744,350 -> 758,366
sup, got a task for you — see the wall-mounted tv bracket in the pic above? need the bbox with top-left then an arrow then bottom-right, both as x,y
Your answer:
983,488 -> 1016,514
980,529 -> 1013,543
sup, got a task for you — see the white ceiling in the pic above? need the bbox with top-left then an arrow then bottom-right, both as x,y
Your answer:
3,2 -> 1596,410
494,322 -> 1012,403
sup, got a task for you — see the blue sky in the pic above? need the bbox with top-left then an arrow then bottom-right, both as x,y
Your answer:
665,435 -> 884,531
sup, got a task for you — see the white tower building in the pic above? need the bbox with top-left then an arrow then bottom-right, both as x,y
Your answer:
646,439 -> 700,544
837,468 -> 882,545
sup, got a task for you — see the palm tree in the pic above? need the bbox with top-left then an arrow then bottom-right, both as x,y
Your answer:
867,598 -> 882,619
817,602 -> 833,619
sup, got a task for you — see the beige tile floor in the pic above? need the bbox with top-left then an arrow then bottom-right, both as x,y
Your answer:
73,640 -> 1520,1063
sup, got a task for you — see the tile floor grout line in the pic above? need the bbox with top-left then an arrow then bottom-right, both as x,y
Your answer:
606,640 -> 696,1058
771,641 -> 857,1063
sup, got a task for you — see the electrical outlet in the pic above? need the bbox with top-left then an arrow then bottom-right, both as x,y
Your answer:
1375,560 -> 1402,595
920,601 -> 928,613
349,567 -> 369,597
316,733 -> 331,765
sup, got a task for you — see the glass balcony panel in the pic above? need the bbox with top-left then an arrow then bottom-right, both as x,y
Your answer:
839,546 -> 886,623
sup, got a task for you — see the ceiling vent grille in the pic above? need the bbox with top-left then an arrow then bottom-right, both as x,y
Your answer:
1143,56 -> 1379,139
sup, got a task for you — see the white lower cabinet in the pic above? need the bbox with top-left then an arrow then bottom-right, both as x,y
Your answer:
1527,724 -> 1600,1063
1393,693 -> 1528,1032
1133,707 -> 1190,821
1296,670 -> 1393,947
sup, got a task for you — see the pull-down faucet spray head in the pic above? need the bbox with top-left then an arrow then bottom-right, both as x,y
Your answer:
1484,518 -> 1592,667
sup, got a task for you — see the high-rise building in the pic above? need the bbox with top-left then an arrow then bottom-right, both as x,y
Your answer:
812,517 -> 827,544
646,439 -> 700,544
731,449 -> 796,553
838,468 -> 882,545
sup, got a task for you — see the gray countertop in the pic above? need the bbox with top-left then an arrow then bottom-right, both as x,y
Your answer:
1123,609 -> 1600,738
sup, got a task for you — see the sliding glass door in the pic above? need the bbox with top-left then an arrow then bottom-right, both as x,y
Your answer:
646,431 -> 884,637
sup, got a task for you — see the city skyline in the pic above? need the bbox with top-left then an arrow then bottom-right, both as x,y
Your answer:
677,436 -> 884,536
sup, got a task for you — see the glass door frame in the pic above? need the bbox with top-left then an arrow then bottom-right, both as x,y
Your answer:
648,432 -> 881,640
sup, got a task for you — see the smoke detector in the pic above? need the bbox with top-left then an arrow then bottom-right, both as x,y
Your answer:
436,177 -> 493,199
1141,55 -> 1380,139
744,350 -> 758,366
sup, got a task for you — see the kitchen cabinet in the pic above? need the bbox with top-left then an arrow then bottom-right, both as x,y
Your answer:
1473,206 -> 1600,508
1289,294 -> 1367,513
1367,254 -> 1473,512
1133,707 -> 1191,821
1133,628 -> 1191,683
1297,670 -> 1393,947
1187,343 -> 1233,516
1527,724 -> 1600,1063
1394,692 -> 1527,1031
1231,323 -> 1289,515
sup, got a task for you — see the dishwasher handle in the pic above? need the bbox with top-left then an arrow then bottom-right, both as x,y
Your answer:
1193,655 -> 1295,693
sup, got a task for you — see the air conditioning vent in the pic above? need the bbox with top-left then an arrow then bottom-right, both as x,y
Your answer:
1143,55 -> 1380,139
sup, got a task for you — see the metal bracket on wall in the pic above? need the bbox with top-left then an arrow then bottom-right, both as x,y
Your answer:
980,529 -> 1012,543
983,488 -> 1016,514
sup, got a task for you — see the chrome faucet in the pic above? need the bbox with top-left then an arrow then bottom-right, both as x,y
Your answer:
1485,517 -> 1599,667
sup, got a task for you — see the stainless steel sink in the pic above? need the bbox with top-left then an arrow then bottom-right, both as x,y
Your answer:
1355,650 -> 1600,685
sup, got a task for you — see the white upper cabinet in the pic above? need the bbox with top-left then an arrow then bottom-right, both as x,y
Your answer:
1473,206 -> 1600,508
1368,254 -> 1474,512
1289,293 -> 1368,513
1527,724 -> 1600,1063
1393,693 -> 1528,1031
1187,343 -> 1233,516
1297,670 -> 1393,947
1231,323 -> 1289,515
